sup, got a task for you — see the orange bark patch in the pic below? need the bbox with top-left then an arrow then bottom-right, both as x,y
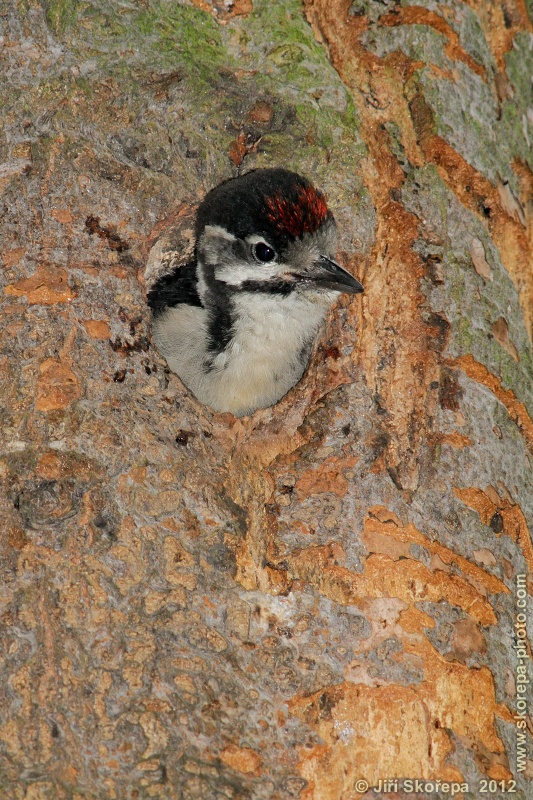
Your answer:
37,452 -> 71,480
422,137 -> 533,336
219,744 -> 262,776
229,132 -> 248,168
288,608 -> 508,797
305,0 -> 533,340
246,100 -> 274,126
303,0 -> 445,491
36,451 -> 97,482
295,455 -> 358,498
448,617 -> 487,660
35,358 -> 82,411
362,507 -> 509,596
4,266 -> 75,305
453,354 -> 533,454
82,319 -> 111,339
381,6 -> 486,77
470,237 -> 493,281
190,0 -> 252,25
462,0 -> 533,71
281,505 -> 508,628
50,208 -> 73,224
473,548 -> 497,567
428,432 -> 473,448
289,667 -> 505,799
359,174 -> 439,491
454,486 -> 533,573
287,548 -> 499,626
1,247 -> 25,266
290,684 -> 456,796
491,317 -> 519,362
109,265 -> 128,279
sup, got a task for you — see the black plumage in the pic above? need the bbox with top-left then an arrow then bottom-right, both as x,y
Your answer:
195,168 -> 332,254
147,261 -> 202,314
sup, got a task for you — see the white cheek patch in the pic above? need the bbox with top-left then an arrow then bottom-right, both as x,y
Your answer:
216,261 -> 284,286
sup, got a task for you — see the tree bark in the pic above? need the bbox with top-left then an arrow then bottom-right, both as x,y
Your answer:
1,0 -> 532,797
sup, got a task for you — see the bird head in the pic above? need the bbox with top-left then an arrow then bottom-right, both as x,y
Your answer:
194,168 -> 364,299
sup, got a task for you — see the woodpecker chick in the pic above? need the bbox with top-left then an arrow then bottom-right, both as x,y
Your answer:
147,168 -> 363,417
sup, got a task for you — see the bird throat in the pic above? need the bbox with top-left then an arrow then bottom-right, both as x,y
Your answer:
202,289 -> 332,412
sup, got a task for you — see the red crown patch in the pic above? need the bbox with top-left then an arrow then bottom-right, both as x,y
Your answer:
266,185 -> 329,238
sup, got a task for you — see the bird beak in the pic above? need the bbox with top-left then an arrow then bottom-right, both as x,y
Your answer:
302,255 -> 364,294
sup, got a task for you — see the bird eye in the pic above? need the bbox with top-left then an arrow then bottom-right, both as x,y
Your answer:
253,242 -> 276,263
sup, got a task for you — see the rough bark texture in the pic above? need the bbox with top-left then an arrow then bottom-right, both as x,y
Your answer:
1,0 -> 532,798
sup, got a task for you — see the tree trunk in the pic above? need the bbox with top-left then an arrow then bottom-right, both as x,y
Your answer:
1,0 -> 532,797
